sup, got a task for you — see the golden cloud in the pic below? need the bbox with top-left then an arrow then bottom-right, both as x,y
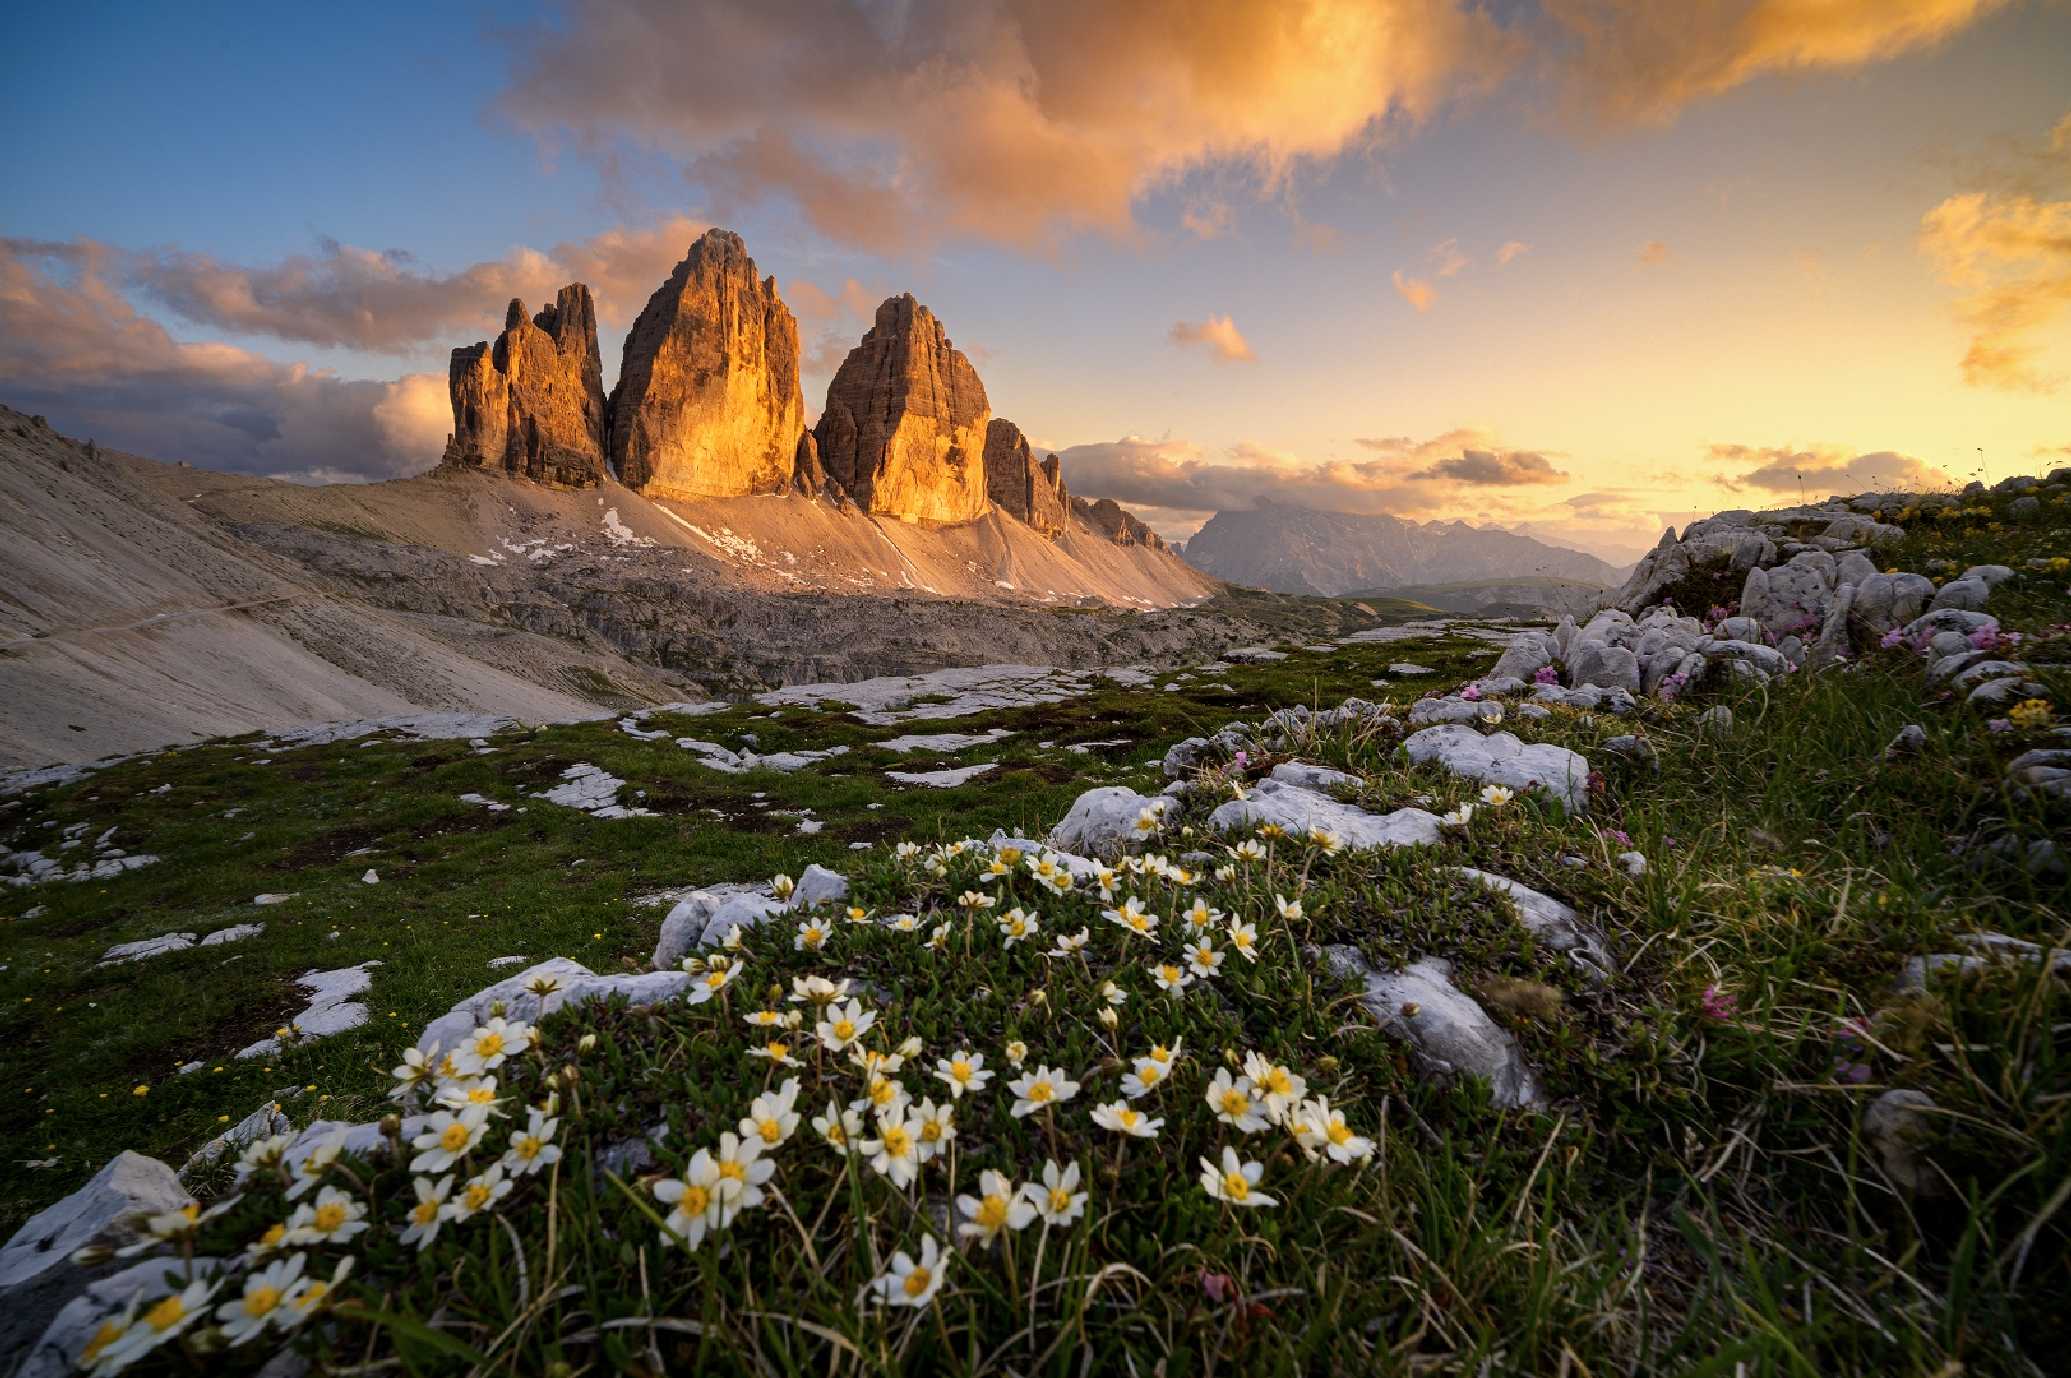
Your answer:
1168,315 -> 1257,363
1391,269 -> 1437,311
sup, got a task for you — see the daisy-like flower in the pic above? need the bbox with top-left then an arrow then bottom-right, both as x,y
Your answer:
1120,1054 -> 1170,1099
1029,855 -> 1075,895
1228,920 -> 1260,962
285,1185 -> 368,1247
1099,979 -> 1128,1007
771,873 -> 796,901
1095,867 -> 1122,902
441,1163 -> 513,1224
845,903 -> 874,925
1213,864 -> 1237,883
812,1100 -> 865,1154
1204,1068 -> 1269,1133
389,1044 -> 438,1102
928,923 -> 953,950
894,841 -> 921,860
816,998 -> 876,1053
1274,894 -> 1304,923
1440,803 -> 1475,830
235,1132 -> 294,1184
957,889 -> 997,914
996,906 -> 1039,946
1047,927 -> 1090,958
243,1221 -> 290,1262
398,1175 -> 454,1250
1292,1095 -> 1375,1163
862,1111 -> 924,1188
869,1234 -> 950,1307
884,912 -> 921,933
1004,1039 -> 1029,1068
1309,827 -> 1343,856
794,917 -> 830,952
1186,938 -> 1225,979
97,1277 -> 216,1369
934,1050 -> 993,1099
711,1132 -> 776,1214
740,1077 -> 803,1150
1008,1064 -> 1079,1117
1022,1159 -> 1088,1227
1230,838 -> 1267,863
503,1108 -> 562,1178
1179,896 -> 1222,933
851,1072 -> 910,1121
911,1097 -> 956,1162
433,1076 -> 506,1117
1091,1100 -> 1163,1138
1199,1145 -> 1274,1208
956,1169 -> 1037,1240
654,1151 -> 725,1248
744,1007 -> 795,1030
685,959 -> 741,1005
285,1130 -> 347,1200
1256,822 -> 1286,842
1132,804 -> 1166,837
216,1251 -> 306,1346
410,1107 -> 491,1173
1480,784 -> 1514,807
1243,1053 -> 1308,1123
452,1016 -> 533,1076
981,854 -> 1015,882
851,1044 -> 908,1077
748,1038 -> 802,1067
1150,960 -> 1194,997
719,924 -> 746,951
789,975 -> 849,1007
1103,896 -> 1158,938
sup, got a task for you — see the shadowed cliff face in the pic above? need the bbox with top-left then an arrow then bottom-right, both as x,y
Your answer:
985,419 -> 1069,538
443,286 -> 607,487
814,294 -> 991,525
608,229 -> 808,500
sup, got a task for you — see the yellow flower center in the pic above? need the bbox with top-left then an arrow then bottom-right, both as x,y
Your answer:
243,1285 -> 282,1318
293,1282 -> 329,1312
825,1124 -> 847,1146
83,1320 -> 125,1361
869,1080 -> 895,1106
259,1223 -> 286,1249
950,1060 -> 971,1080
467,1087 -> 494,1105
977,1195 -> 1010,1230
440,1122 -> 471,1151
144,1294 -> 187,1332
475,1032 -> 504,1059
516,1137 -> 541,1160
313,1202 -> 347,1232
756,1118 -> 782,1145
1327,1120 -> 1352,1146
1118,1109 -> 1140,1128
832,1019 -> 855,1040
1223,1172 -> 1250,1201
1137,1064 -> 1163,1085
919,1120 -> 942,1142
881,1125 -> 912,1156
1264,1069 -> 1292,1095
412,1200 -> 439,1225
902,1265 -> 933,1297
1159,965 -> 1181,983
1027,1081 -> 1054,1104
718,1159 -> 746,1181
1049,1187 -> 1072,1212
681,1184 -> 710,1214
705,973 -> 727,989
1220,1090 -> 1250,1117
464,1183 -> 491,1210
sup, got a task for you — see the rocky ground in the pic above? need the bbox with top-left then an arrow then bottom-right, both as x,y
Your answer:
0,470 -> 2064,1375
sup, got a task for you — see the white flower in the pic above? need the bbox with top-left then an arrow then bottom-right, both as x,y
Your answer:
748,1038 -> 802,1067
96,1277 -> 216,1369
869,1234 -> 949,1307
1186,938 -> 1225,979
1293,1095 -> 1375,1163
1004,1039 -> 1028,1068
1204,1068 -> 1269,1133
794,917 -> 830,952
1022,1159 -> 1088,1227
285,1130 -> 346,1200
1101,979 -> 1127,1006
928,922 -> 953,950
235,1132 -> 293,1184
285,1185 -> 368,1246
934,1050 -> 993,1099
789,975 -> 849,1006
1091,1101 -> 1163,1138
389,1045 -> 437,1101
398,1175 -> 454,1250
216,1252 -> 306,1346
957,889 -> 997,913
720,924 -> 746,950
771,873 -> 796,900
846,903 -> 874,925
1102,896 -> 1157,938
1230,839 -> 1266,862
1199,1145 -> 1274,1207
893,841 -> 921,860
815,998 -> 876,1052
441,1163 -> 512,1224
740,1077 -> 803,1151
1274,894 -> 1304,922
743,1007 -> 794,1030
1243,1053 -> 1308,1124
1214,864 -> 1237,882
1309,827 -> 1343,855
1132,804 -> 1166,836
1440,803 -> 1475,830
1180,896 -> 1222,932
1150,960 -> 1194,997
654,1151 -> 724,1248
811,1100 -> 865,1155
1120,1056 -> 1170,1100
862,1111 -> 924,1188
452,1016 -> 532,1076
1008,1064 -> 1079,1117
503,1108 -> 562,1177
884,912 -> 921,932
1228,920 -> 1260,961
851,1072 -> 910,1121
712,1131 -> 776,1214
433,1075 -> 506,1117
280,1256 -> 352,1327
957,1169 -> 1036,1240
685,959 -> 741,1005
911,1097 -> 956,1162
1047,928 -> 1090,957
1479,784 -> 1514,807
410,1107 -> 491,1172
996,906 -> 1039,946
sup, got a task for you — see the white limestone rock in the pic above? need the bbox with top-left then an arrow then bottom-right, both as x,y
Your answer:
0,1151 -> 190,1357
1209,779 -> 1442,851
1408,696 -> 1505,727
1047,786 -> 1169,857
1321,948 -> 1543,1108
1404,725 -> 1590,814
886,764 -> 998,788
1451,869 -> 1612,980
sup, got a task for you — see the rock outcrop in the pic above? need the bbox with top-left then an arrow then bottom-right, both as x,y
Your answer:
1073,496 -> 1166,551
814,295 -> 991,524
610,230 -> 809,500
443,286 -> 608,487
984,420 -> 1068,537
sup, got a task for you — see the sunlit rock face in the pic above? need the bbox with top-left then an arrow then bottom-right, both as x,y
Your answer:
610,230 -> 807,500
815,294 -> 991,525
984,420 -> 1068,538
443,286 -> 607,488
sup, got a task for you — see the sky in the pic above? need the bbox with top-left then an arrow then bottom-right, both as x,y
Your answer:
4,1 -> 2068,563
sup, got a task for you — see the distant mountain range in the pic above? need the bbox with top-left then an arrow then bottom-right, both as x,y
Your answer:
1177,503 -> 1626,596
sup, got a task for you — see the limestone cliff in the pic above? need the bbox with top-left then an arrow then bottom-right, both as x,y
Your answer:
443,286 -> 607,487
814,295 -> 990,524
610,230 -> 807,500
1072,496 -> 1166,551
984,420 -> 1068,537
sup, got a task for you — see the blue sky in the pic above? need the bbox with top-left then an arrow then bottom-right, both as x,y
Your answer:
5,1 -> 2068,559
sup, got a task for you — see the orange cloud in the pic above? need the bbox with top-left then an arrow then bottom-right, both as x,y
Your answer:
1638,240 -> 1671,266
1546,0 -> 2012,125
1167,315 -> 1256,363
1495,239 -> 1531,265
1919,185 -> 2071,393
1391,269 -> 1437,311
1430,237 -> 1469,277
1709,443 -> 1956,495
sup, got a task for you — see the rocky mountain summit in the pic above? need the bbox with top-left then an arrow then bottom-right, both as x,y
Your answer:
984,419 -> 1069,538
441,286 -> 608,486
1072,496 -> 1167,551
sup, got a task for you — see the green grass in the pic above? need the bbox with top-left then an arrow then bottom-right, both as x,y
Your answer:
1,492 -> 2066,1374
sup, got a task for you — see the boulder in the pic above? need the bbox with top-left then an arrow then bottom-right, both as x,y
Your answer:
1403,725 -> 1590,813
1408,696 -> 1505,727
1320,948 -> 1543,1108
1853,572 -> 1935,632
611,229 -> 809,499
0,1151 -> 189,1357
443,286 -> 608,487
1047,786 -> 1169,856
983,420 -> 1068,537
1207,779 -> 1442,851
1566,640 -> 1640,692
1487,632 -> 1554,683
1450,869 -> 1612,979
815,294 -> 991,524
1930,577 -> 1990,612
1862,1089 -> 1940,1194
